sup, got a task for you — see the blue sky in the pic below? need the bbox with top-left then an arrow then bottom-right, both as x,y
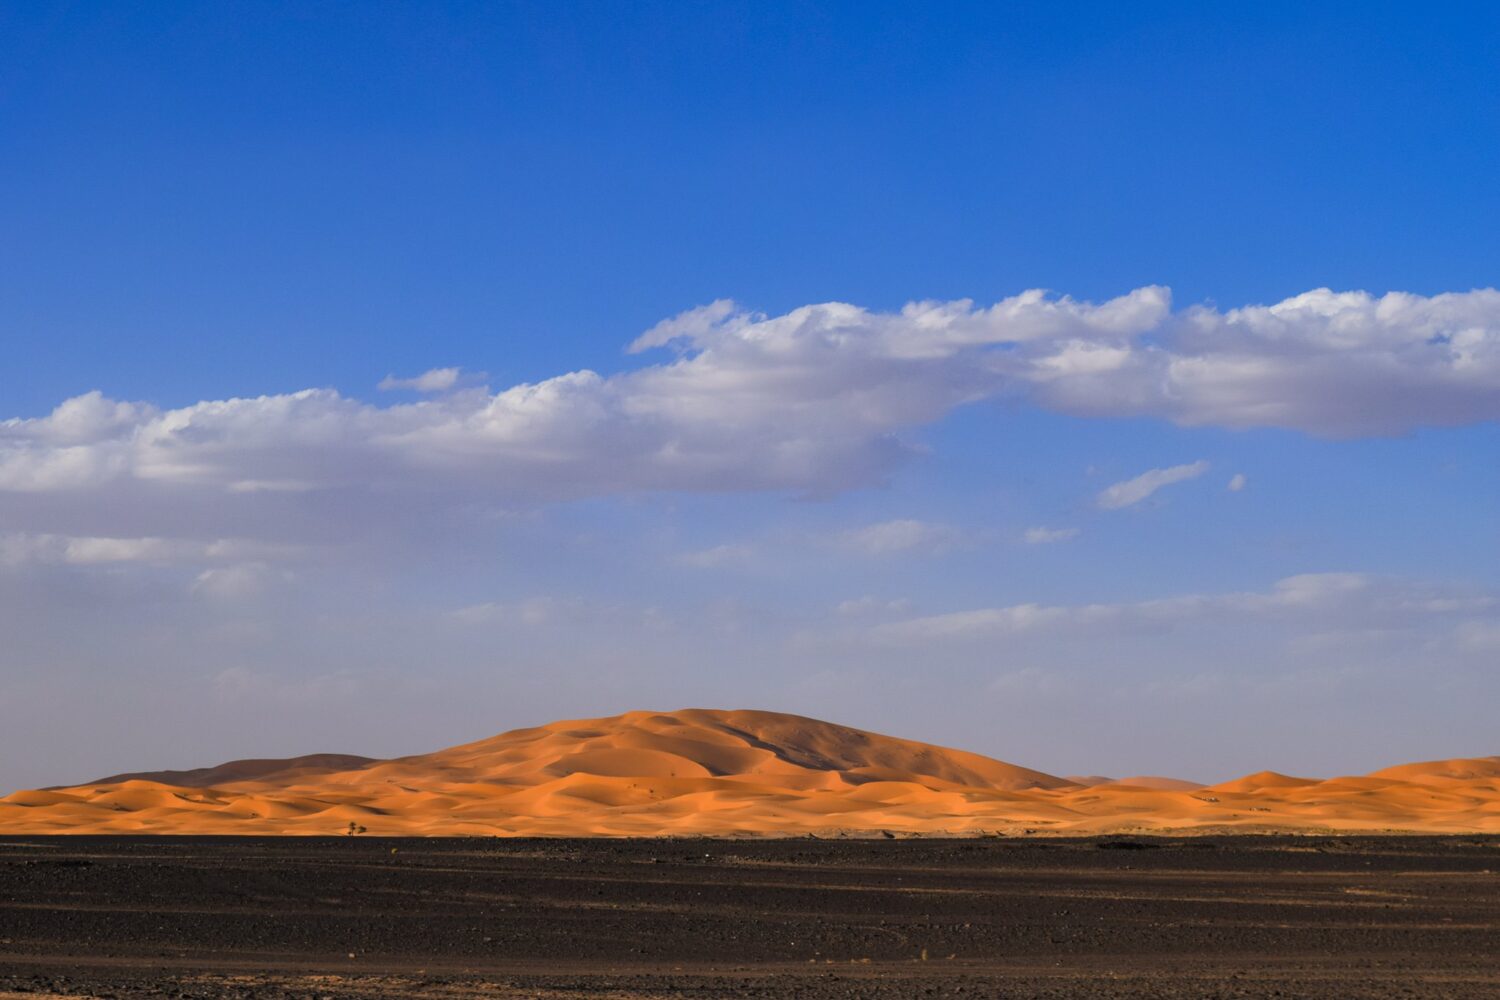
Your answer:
2,3 -> 1498,790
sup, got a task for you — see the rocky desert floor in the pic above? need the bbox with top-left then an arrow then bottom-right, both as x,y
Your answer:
2,835 -> 1499,998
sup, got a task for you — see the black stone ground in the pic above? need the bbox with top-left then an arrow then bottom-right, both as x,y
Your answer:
2,835 -> 1498,998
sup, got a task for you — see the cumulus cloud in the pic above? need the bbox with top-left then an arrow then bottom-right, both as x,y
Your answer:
1096,461 -> 1209,510
1228,473 -> 1248,492
837,519 -> 961,555
869,573 -> 1496,644
3,285 -> 1499,552
1023,526 -> 1080,544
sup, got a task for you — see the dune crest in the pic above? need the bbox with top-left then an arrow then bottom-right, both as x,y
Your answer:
3,709 -> 1496,836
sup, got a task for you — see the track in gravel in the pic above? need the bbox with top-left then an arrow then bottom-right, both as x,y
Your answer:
2,835 -> 1499,998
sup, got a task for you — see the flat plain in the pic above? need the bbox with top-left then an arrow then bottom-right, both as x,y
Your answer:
2,835 -> 1499,998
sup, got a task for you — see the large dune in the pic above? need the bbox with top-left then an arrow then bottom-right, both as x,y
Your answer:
3,709 -> 1497,836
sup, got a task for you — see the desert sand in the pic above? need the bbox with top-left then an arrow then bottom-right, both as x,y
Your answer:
2,708 -> 1497,836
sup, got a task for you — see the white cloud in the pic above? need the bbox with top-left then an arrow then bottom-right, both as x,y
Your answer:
1025,287 -> 1500,436
2,285 -> 1499,552
837,519 -> 961,555
378,367 -> 465,392
61,536 -> 189,564
1096,460 -> 1209,510
1228,472 -> 1248,492
870,573 -> 1496,644
628,298 -> 739,353
1023,526 -> 1080,544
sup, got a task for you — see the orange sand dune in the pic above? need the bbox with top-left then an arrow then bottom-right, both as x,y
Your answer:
1066,775 -> 1205,791
2,709 -> 1496,836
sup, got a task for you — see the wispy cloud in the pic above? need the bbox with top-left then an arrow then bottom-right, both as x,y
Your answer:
377,367 -> 466,392
0,533 -> 307,568
1023,526 -> 1080,544
868,573 -> 1496,644
837,519 -> 961,555
1097,461 -> 1209,509
192,563 -> 288,600
674,543 -> 754,569
447,596 -> 568,626
835,596 -> 912,617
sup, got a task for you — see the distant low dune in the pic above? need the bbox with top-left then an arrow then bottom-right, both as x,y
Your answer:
77,753 -> 379,790
3,709 -> 1497,836
1067,775 -> 1206,791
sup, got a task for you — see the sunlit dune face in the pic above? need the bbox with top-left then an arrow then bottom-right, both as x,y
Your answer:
3,709 -> 1497,837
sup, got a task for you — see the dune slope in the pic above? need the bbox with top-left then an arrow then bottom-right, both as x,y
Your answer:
2,709 -> 1496,836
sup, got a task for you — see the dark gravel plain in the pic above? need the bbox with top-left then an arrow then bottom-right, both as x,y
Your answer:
2,835 -> 1498,998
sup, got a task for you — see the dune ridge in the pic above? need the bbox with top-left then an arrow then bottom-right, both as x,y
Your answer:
3,708 -> 1497,836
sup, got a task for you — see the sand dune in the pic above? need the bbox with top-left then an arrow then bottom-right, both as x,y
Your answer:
2,709 -> 1496,836
80,753 -> 378,789
1066,775 -> 1205,791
